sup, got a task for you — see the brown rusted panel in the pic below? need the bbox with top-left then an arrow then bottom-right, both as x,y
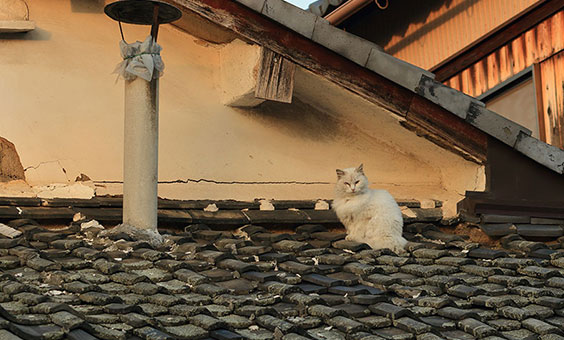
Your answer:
554,52 -> 564,148
533,62 -> 547,142
539,51 -> 564,149
500,44 -> 513,84
486,53 -> 498,90
447,9 -> 564,99
540,56 -> 556,145
406,96 -> 488,162
477,60 -> 488,96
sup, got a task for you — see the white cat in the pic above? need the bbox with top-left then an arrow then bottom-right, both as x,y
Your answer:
332,164 -> 407,253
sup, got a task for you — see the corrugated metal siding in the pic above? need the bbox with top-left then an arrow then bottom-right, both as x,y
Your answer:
385,0 -> 538,70
445,11 -> 564,97
444,10 -> 564,148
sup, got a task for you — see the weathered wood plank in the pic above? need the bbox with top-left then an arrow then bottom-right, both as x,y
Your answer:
18,207 -> 75,220
554,51 -> 564,148
0,197 -> 41,207
255,47 -> 296,103
540,52 -> 560,147
447,9 -> 564,100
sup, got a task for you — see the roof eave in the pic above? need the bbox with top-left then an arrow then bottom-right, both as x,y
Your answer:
166,0 -> 564,175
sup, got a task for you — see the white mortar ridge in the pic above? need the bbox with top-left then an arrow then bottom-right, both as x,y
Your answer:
259,199 -> 275,211
311,19 -> 373,66
314,200 -> 330,210
515,132 -> 564,174
366,48 -> 432,92
467,103 -> 532,148
262,0 -> 319,39
416,75 -> 479,120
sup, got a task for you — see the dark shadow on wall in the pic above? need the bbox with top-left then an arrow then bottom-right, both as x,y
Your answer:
233,97 -> 342,142
0,27 -> 52,41
341,0 -> 461,52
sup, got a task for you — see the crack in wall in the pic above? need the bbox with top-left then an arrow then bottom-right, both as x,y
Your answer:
93,179 -> 435,186
93,178 -> 332,185
24,159 -> 70,182
472,166 -> 483,192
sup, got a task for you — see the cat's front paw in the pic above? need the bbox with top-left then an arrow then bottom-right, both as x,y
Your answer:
393,246 -> 408,256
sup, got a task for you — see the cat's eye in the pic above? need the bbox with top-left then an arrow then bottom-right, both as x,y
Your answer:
344,182 -> 350,186
355,180 -> 360,184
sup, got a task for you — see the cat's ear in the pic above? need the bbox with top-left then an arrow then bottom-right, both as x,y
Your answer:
357,164 -> 364,174
336,169 -> 345,179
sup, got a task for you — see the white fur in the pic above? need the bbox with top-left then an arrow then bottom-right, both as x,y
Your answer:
332,165 -> 407,253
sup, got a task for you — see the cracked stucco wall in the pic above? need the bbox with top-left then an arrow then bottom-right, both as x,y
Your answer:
0,0 -> 485,216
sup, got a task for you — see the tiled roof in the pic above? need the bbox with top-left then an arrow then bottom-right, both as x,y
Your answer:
1,218 -> 564,339
478,214 -> 564,239
226,0 -> 564,175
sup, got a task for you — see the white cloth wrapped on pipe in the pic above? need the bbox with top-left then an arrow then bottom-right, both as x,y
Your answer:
114,35 -> 164,82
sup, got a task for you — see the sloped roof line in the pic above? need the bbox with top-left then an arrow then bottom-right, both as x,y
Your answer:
233,0 -> 564,175
191,0 -> 560,174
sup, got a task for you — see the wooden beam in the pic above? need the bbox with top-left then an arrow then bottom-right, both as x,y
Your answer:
431,0 -> 564,82
166,0 -> 488,159
405,96 -> 488,163
461,192 -> 564,219
255,47 -> 296,103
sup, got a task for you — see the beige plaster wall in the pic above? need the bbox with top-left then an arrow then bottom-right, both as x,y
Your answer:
0,0 -> 484,216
